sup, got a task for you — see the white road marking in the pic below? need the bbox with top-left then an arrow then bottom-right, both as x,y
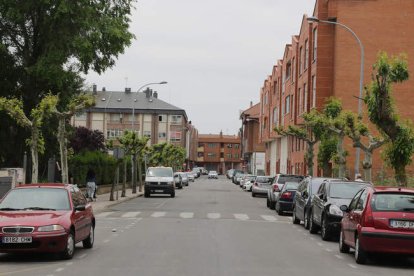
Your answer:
77,254 -> 87,259
207,213 -> 221,219
55,268 -> 64,272
348,264 -> 358,269
325,248 -> 333,252
234,214 -> 249,221
96,212 -> 114,218
103,239 -> 110,243
310,237 -> 315,241
335,254 -> 344,260
260,215 -> 278,222
121,212 -> 141,218
66,262 -> 73,266
317,242 -> 324,247
180,212 -> 194,219
151,212 -> 166,218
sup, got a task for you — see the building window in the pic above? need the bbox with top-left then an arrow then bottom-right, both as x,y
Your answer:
292,58 -> 295,83
234,154 -> 239,159
158,115 -> 166,122
264,93 -> 268,105
110,113 -> 121,122
207,153 -> 216,157
304,39 -> 309,70
285,95 -> 290,115
227,144 -> 232,148
158,132 -> 166,138
143,131 -> 151,138
298,87 -> 302,114
312,75 -> 316,108
273,107 -> 278,126
198,152 -> 204,157
170,131 -> 181,142
234,144 -> 239,149
299,47 -> 303,74
171,115 -> 182,124
285,60 -> 291,81
107,129 -> 124,139
313,28 -> 318,61
208,143 -> 216,148
303,83 -> 307,113
226,153 -> 232,159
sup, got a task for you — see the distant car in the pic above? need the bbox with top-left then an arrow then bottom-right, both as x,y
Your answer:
145,167 -> 175,198
309,179 -> 372,240
292,177 -> 340,229
339,186 -> 414,264
275,182 -> 301,215
240,175 -> 255,189
251,176 -> 274,197
191,169 -> 200,178
173,173 -> 184,189
0,184 -> 95,259
267,174 -> 304,210
226,169 -> 235,179
243,176 -> 256,192
208,171 -> 218,179
232,170 -> 243,184
178,172 -> 189,186
186,172 -> 195,182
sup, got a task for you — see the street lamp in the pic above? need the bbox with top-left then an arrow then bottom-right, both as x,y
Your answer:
131,81 -> 168,130
307,16 -> 364,176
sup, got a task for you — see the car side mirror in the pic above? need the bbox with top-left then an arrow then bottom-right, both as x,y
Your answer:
302,191 -> 308,198
318,193 -> 324,200
75,205 -> 86,212
340,205 -> 349,212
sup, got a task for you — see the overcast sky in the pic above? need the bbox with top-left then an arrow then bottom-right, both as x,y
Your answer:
85,0 -> 316,135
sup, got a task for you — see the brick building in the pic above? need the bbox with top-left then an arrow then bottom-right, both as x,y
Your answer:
196,132 -> 242,174
259,0 -> 414,179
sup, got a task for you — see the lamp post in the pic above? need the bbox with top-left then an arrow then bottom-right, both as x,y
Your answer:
307,16 -> 364,177
131,81 -> 168,131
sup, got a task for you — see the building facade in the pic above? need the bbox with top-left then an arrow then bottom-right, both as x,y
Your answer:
259,0 -> 414,179
196,133 -> 242,174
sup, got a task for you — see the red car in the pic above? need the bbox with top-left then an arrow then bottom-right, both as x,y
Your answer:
0,184 -> 95,259
339,186 -> 414,264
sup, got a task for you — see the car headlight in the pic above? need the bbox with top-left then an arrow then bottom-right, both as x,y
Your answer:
38,225 -> 65,232
329,205 -> 343,216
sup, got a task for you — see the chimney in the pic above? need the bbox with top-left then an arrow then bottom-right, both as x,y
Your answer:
92,84 -> 97,94
153,91 -> 158,98
250,101 -> 253,107
144,88 -> 152,98
125,88 -> 131,93
102,87 -> 106,92
220,130 -> 223,138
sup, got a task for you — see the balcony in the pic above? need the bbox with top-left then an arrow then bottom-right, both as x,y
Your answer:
197,157 -> 204,162
197,146 -> 204,152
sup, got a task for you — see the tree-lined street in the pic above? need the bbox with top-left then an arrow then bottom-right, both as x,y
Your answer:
1,177 -> 413,276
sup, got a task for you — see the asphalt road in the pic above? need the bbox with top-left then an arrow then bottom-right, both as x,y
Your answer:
1,176 -> 414,276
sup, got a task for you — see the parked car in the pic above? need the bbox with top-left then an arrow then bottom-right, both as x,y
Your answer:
240,175 -> 255,188
232,170 -> 243,184
226,169 -> 235,179
178,172 -> 189,186
243,176 -> 257,192
235,173 -> 246,185
173,173 -> 184,189
186,172 -> 195,182
267,174 -> 304,210
339,186 -> 414,264
292,177 -> 340,228
275,182 -> 301,215
309,179 -> 371,240
208,170 -> 218,179
0,184 -> 95,259
145,167 -> 175,197
251,176 -> 274,197
191,168 -> 200,178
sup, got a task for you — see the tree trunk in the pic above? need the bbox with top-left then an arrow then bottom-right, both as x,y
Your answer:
132,154 -> 137,193
110,164 -> 117,201
306,142 -> 315,176
122,158 -> 126,197
58,117 -> 69,183
31,127 -> 39,183
395,165 -> 407,187
362,150 -> 372,182
336,133 -> 347,178
137,157 -> 143,192
322,163 -> 332,177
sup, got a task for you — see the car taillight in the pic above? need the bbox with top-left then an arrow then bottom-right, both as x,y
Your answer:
363,211 -> 375,227
281,192 -> 292,199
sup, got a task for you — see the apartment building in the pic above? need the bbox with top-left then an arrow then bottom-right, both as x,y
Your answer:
259,0 -> 414,178
240,103 -> 265,175
71,86 -> 197,165
197,132 -> 242,174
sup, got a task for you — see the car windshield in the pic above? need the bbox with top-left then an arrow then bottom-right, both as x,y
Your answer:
256,177 -> 273,183
284,182 -> 300,190
147,168 -> 173,177
277,175 -> 303,184
311,179 -> 325,195
329,182 -> 367,199
0,188 -> 71,211
372,193 -> 414,212
210,171 -> 217,174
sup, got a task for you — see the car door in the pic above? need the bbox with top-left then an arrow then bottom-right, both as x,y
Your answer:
347,189 -> 369,246
296,180 -> 308,221
71,188 -> 89,242
313,182 -> 326,225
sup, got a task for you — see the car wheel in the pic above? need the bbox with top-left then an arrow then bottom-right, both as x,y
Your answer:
61,231 -> 75,260
252,192 -> 256,197
309,211 -> 319,234
321,215 -> 331,241
339,230 -> 350,253
83,225 -> 94,249
269,201 -> 275,210
144,190 -> 150,198
304,210 -> 310,230
171,191 -> 175,198
266,198 -> 270,208
355,235 -> 367,264
277,205 -> 283,216
292,207 -> 300,224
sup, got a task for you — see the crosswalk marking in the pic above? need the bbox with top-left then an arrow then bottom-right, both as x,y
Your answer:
207,213 -> 221,219
180,212 -> 194,219
234,214 -> 249,221
96,212 -> 114,218
121,212 -> 141,218
151,212 -> 166,218
260,215 -> 278,222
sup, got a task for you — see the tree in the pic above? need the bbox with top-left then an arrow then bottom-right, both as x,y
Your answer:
343,111 -> 387,182
0,94 -> 58,183
53,94 -> 95,183
69,127 -> 105,154
118,131 -> 149,194
365,52 -> 414,186
0,0 -> 135,170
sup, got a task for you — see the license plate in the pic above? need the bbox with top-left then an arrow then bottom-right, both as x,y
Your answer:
2,236 -> 32,243
390,220 -> 414,229
154,190 -> 164,193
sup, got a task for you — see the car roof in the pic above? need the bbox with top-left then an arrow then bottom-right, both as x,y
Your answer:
15,183 -> 71,190
372,186 -> 414,193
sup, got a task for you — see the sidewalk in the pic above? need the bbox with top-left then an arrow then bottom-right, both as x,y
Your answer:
90,188 -> 144,213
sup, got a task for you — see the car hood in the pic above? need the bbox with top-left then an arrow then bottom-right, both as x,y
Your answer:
0,211 -> 70,227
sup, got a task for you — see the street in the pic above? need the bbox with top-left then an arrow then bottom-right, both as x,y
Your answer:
1,176 -> 413,276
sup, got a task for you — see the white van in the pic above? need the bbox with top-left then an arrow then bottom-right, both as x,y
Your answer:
144,167 -> 175,198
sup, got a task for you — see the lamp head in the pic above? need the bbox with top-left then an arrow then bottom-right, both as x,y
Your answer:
307,16 -> 320,23
160,81 -> 168,84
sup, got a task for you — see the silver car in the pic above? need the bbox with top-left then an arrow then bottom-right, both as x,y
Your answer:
251,176 -> 274,197
178,172 -> 189,186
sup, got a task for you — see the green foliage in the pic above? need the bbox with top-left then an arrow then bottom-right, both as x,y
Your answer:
118,130 -> 149,158
317,136 -> 338,170
69,151 -> 117,187
147,142 -> 186,170
384,124 -> 414,169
